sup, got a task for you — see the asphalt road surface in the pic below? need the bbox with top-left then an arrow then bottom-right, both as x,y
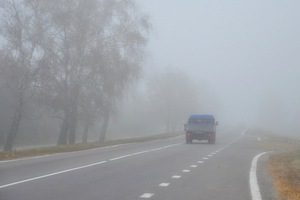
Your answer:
0,127 -> 274,200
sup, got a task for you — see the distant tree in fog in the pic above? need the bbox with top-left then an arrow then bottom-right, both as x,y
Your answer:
148,70 -> 201,133
0,0 -> 150,149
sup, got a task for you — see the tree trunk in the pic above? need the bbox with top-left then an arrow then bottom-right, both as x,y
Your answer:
68,111 -> 77,144
4,93 -> 24,151
99,110 -> 109,142
68,85 -> 79,144
82,123 -> 89,144
57,111 -> 70,145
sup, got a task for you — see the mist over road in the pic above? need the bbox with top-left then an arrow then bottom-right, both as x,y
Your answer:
0,127 -> 271,200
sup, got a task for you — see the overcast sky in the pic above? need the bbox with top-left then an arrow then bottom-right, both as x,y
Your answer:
138,0 -> 300,134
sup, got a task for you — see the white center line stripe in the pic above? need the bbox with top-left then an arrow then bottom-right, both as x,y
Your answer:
183,169 -> 190,172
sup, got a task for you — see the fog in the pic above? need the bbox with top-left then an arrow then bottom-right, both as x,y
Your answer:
0,0 -> 300,150
135,0 -> 300,138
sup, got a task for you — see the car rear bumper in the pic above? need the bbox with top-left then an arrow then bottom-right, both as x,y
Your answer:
186,132 -> 215,140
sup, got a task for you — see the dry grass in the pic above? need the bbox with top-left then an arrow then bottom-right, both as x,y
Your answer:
0,132 -> 182,161
249,128 -> 300,199
268,150 -> 300,200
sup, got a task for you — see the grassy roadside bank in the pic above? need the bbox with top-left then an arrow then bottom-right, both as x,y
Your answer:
268,150 -> 300,200
0,132 -> 182,161
256,132 -> 300,200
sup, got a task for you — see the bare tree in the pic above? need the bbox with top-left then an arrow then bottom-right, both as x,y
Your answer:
0,0 -> 47,151
35,0 -> 150,144
0,0 -> 150,148
88,0 -> 150,142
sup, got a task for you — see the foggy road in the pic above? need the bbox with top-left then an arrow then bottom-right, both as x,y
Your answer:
0,128 -> 272,200
1,1 -> 299,199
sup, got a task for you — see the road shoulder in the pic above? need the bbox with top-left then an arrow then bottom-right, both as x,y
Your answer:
257,153 -> 279,200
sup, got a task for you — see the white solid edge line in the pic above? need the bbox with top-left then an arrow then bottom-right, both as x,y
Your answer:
0,161 -> 107,189
217,133 -> 244,152
249,152 -> 272,200
215,128 -> 247,153
0,144 -> 126,164
0,143 -> 182,189
109,143 -> 181,161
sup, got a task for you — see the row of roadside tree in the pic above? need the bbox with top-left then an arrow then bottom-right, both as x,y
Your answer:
0,0 -> 219,152
0,0 -> 150,151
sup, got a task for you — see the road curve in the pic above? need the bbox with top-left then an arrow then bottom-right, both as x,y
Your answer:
0,127 -> 272,200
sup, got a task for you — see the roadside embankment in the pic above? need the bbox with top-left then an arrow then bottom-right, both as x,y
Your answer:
253,129 -> 300,200
268,150 -> 300,200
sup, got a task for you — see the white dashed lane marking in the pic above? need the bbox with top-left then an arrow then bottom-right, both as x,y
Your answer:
172,175 -> 181,179
159,183 -> 170,187
138,130 -> 247,200
140,193 -> 155,198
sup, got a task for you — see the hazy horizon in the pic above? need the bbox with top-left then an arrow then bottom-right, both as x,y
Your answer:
137,0 -> 300,138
